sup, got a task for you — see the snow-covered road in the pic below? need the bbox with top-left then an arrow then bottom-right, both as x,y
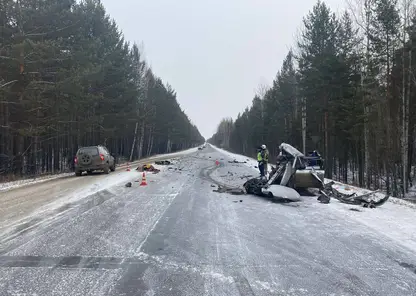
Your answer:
0,145 -> 415,295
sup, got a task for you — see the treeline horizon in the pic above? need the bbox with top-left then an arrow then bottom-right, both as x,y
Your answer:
0,0 -> 204,180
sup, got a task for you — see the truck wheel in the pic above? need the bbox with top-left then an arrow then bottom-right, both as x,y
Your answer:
103,166 -> 110,174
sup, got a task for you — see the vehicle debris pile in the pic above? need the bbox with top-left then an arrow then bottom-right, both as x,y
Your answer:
243,143 -> 324,201
242,143 -> 390,208
318,181 -> 390,208
136,164 -> 160,174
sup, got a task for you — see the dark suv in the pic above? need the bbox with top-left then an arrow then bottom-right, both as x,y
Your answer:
74,145 -> 115,176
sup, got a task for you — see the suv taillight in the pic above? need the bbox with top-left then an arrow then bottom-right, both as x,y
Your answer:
74,156 -> 78,164
100,154 -> 104,161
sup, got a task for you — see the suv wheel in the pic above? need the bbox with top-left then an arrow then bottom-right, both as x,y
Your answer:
75,170 -> 82,177
110,165 -> 115,172
103,166 -> 110,174
87,170 -> 93,175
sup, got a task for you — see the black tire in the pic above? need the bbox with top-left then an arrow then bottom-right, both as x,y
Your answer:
243,178 -> 266,195
103,166 -> 110,174
75,170 -> 82,177
87,170 -> 93,175
110,165 -> 115,172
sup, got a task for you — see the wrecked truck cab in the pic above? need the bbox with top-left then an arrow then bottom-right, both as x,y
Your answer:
293,169 -> 325,189
244,143 -> 325,199
271,143 -> 325,189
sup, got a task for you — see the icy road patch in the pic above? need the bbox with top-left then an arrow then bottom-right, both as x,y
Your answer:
0,164 -> 170,238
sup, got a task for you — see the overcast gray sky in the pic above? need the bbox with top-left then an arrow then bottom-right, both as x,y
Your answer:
101,0 -> 345,139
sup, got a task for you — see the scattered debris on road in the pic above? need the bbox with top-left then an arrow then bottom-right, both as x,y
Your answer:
228,159 -> 247,164
155,160 -> 171,165
212,185 -> 245,195
317,193 -> 330,204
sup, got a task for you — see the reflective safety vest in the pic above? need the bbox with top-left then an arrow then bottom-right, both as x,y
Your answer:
257,152 -> 263,161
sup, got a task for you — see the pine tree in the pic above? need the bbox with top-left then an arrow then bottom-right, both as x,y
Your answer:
0,0 -> 203,179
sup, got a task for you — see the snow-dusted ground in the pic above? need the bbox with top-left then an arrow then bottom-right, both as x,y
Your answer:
1,145 -> 416,295
151,146 -> 200,158
210,145 -> 273,176
321,179 -> 416,252
0,147 -> 199,193
0,172 -> 74,192
210,144 -> 416,253
0,162 -> 171,238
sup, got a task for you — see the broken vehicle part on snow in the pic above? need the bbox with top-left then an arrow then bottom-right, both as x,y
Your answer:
261,185 -> 301,201
212,185 -> 245,195
317,191 -> 330,204
319,181 -> 390,208
155,160 -> 171,165
228,159 -> 247,164
242,177 -> 301,202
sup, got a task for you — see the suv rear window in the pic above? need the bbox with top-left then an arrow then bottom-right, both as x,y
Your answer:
78,147 -> 99,155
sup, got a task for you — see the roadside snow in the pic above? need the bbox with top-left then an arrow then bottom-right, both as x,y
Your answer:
1,163 -> 170,234
210,145 -> 273,175
326,197 -> 416,253
36,162 -> 170,211
211,146 -> 416,253
0,173 -> 73,192
0,147 -> 199,193
151,146 -> 200,159
319,179 -> 416,252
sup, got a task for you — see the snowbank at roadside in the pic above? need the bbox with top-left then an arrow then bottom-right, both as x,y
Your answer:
0,147 -> 199,193
151,146 -> 200,159
326,192 -> 416,252
0,173 -> 74,193
320,178 -> 416,252
210,145 -> 273,175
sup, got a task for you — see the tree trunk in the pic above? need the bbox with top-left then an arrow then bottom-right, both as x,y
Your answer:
302,97 -> 307,154
137,123 -> 145,159
129,121 -> 139,162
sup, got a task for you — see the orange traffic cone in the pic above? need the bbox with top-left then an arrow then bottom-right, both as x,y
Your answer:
126,162 -> 131,171
140,172 -> 147,186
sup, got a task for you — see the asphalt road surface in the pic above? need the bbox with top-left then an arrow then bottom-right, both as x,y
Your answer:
0,145 -> 416,295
